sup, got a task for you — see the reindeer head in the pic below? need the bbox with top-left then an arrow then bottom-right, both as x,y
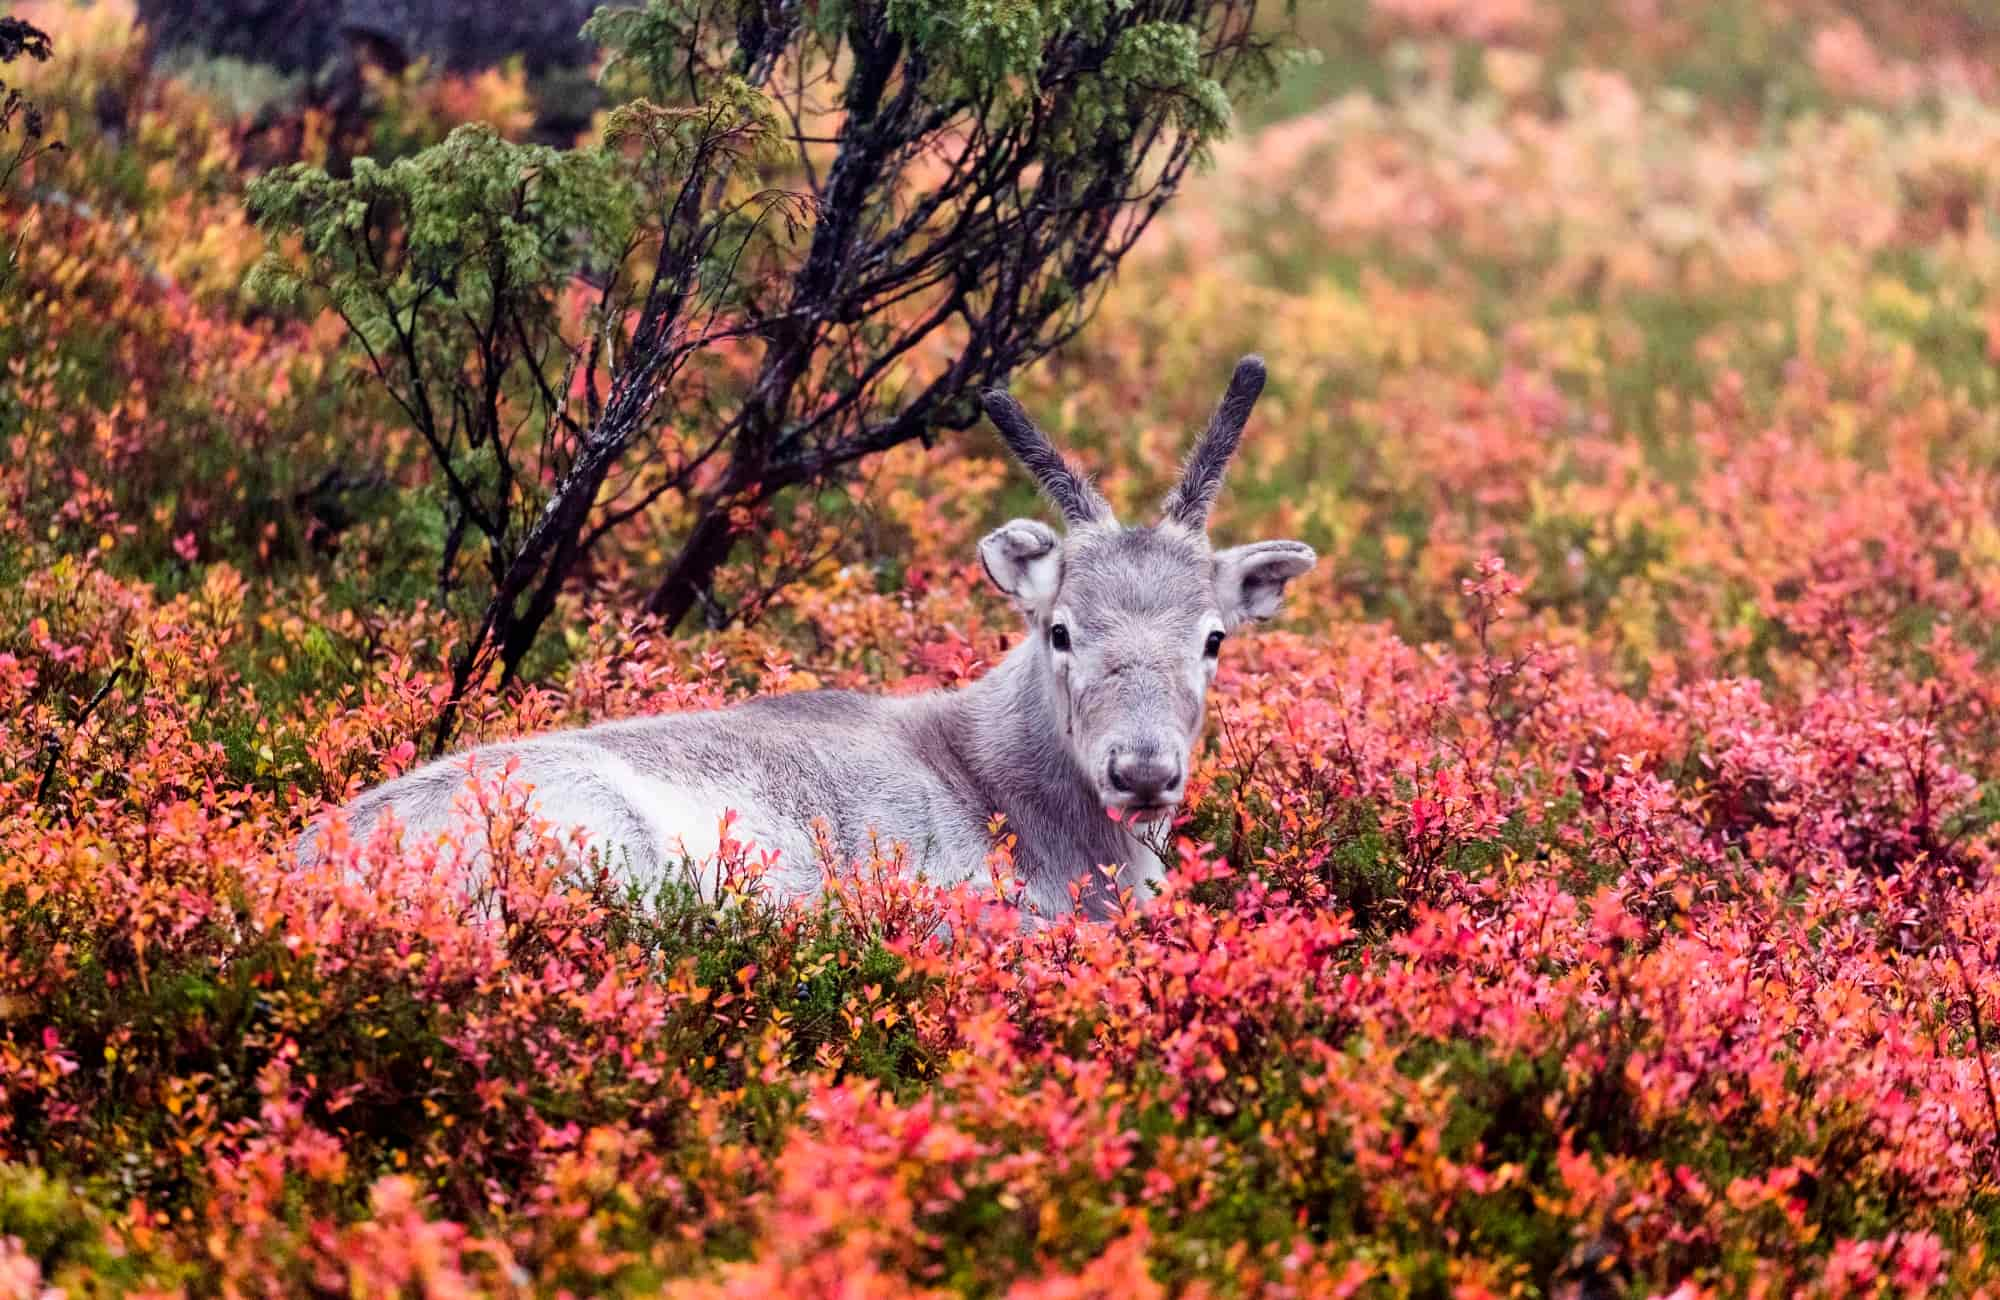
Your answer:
979,356 -> 1317,822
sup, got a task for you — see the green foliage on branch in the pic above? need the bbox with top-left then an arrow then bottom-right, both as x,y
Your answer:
247,0 -> 1284,735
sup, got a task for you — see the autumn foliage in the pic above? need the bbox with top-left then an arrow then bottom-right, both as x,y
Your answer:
6,0 -> 2000,1295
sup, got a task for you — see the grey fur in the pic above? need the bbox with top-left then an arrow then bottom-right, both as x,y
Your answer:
309,358 -> 1316,923
1161,354 -> 1266,530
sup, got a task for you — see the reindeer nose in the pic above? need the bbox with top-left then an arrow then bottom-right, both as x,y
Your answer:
1107,745 -> 1182,804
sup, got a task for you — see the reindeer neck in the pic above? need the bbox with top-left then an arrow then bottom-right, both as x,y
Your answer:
922,638 -> 1125,876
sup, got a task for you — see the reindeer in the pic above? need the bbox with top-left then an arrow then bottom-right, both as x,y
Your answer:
308,357 -> 1317,920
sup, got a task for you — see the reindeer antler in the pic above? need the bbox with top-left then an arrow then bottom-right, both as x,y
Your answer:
981,389 -> 1115,528
1160,355 -> 1266,531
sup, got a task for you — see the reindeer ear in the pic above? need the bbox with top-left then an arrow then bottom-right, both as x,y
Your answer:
979,520 -> 1062,611
1216,540 -> 1316,629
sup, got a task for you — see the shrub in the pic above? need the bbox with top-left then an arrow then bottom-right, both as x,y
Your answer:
0,16 -> 59,288
249,0 -> 1289,742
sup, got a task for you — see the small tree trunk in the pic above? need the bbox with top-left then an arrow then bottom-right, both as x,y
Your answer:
428,426 -> 634,753
645,499 -> 741,632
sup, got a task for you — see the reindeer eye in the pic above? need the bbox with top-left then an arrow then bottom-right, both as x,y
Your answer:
1050,623 -> 1072,653
1204,629 -> 1225,658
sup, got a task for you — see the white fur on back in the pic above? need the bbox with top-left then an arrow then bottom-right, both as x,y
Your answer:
345,745 -> 826,903
578,750 -> 822,895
